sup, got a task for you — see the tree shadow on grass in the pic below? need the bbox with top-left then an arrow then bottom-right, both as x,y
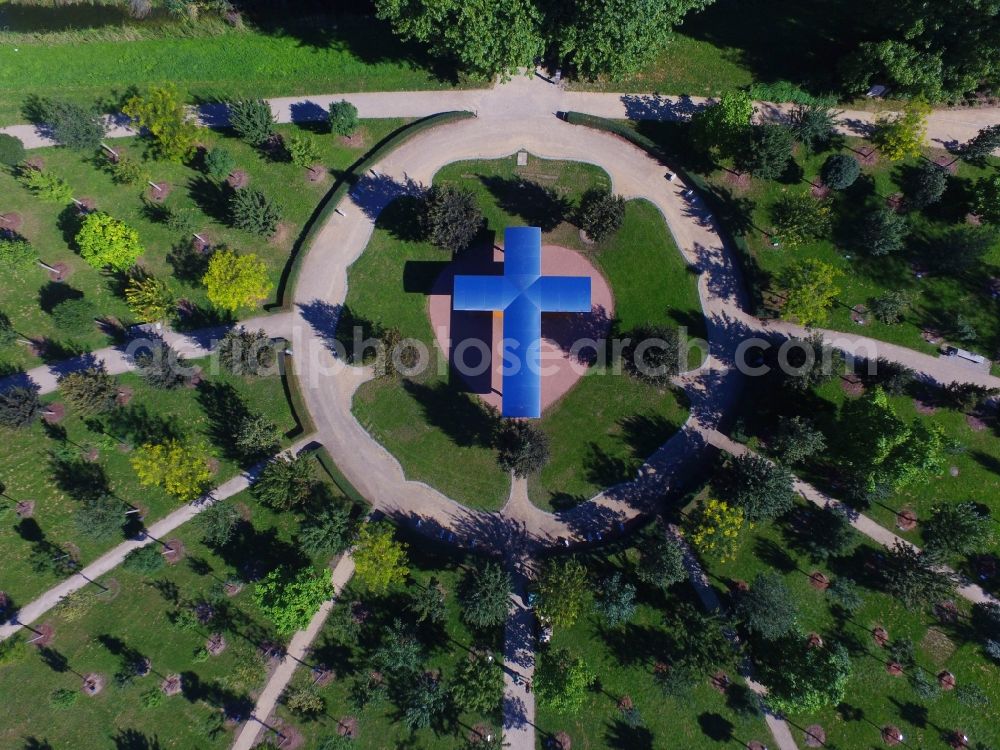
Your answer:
166,240 -> 211,283
187,175 -> 231,224
619,413 -> 680,463
377,194 -> 426,243
606,719 -> 655,750
697,712 -> 734,742
196,380 -> 251,460
37,282 -> 83,314
401,379 -> 497,448
111,728 -> 163,750
584,442 -> 635,489
47,453 -> 109,502
478,176 -> 572,232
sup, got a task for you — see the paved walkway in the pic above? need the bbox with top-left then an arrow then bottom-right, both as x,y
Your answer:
0,437 -> 314,641
503,561 -> 537,750
2,74 -> 998,151
231,553 -> 355,750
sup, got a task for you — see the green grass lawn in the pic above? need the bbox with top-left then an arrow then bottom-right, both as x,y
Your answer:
638,121 -> 1000,360
0,12 -> 469,126
0,475 -> 336,750
271,538 -> 502,749
701,498 -> 1000,749
345,157 -> 699,512
0,355 -> 296,607
0,119 -> 407,375
535,554 -> 769,750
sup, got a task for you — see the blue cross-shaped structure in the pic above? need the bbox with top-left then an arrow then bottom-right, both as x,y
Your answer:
453,227 -> 592,418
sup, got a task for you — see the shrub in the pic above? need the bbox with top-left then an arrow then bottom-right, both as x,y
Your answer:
771,415 -> 826,464
286,133 -> 320,168
869,290 -> 912,324
595,571 -> 636,627
197,500 -> 241,547
111,155 -> 144,185
960,124 -> 1000,165
419,185 -> 484,253
872,98 -> 931,161
716,452 -> 795,523
534,648 -> 595,714
50,297 -> 98,337
59,364 -> 118,414
216,327 -> 277,376
135,343 -> 188,389
904,160 -> 948,209
75,494 -> 126,541
0,133 -> 26,166
789,104 -> 838,152
739,122 -> 794,179
621,325 -> 681,385
578,189 -> 625,241
131,439 -> 213,503
229,188 -> 281,236
203,248 -> 273,312
923,501 -> 994,557
38,99 -> 106,151
123,84 -> 201,162
685,498 -> 744,562
19,167 -> 74,203
736,572 -> 798,640
125,275 -> 174,323
253,566 -> 333,634
494,419 -> 549,477
329,99 -> 359,136
234,412 -> 280,461
299,504 -> 355,557
459,561 -> 512,630
123,545 -> 165,575
778,258 -> 841,327
228,98 -> 275,146
204,145 -> 236,180
49,688 -> 78,709
252,452 -> 316,510
820,153 -> 860,189
771,193 -> 831,247
0,237 -> 38,273
0,383 -> 41,428
140,688 -> 164,708
76,212 -> 144,271
286,686 -> 325,717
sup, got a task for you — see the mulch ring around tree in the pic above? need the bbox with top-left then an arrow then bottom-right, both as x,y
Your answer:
552,732 -> 573,750
0,212 -> 23,232
160,673 -> 183,696
854,147 -> 878,167
710,671 -> 731,693
96,577 -> 121,603
15,500 -> 35,518
115,386 -> 134,407
886,661 -> 904,676
44,261 -> 71,283
81,672 -> 105,696
236,502 -> 252,521
966,413 -> 989,431
896,508 -> 917,531
31,621 -> 55,647
75,197 -> 96,215
83,445 -> 100,463
872,626 -> 889,647
934,600 -> 959,623
271,720 -> 304,750
206,633 -> 227,656
914,398 -> 938,415
42,403 -> 66,424
185,366 -> 204,389
269,221 -> 293,246
24,156 -> 44,171
807,632 -> 824,649
145,182 -> 172,203
809,571 -> 830,590
311,665 -> 334,687
850,304 -> 869,325
227,170 -> 249,189
804,725 -> 827,747
223,580 -> 244,597
307,164 -> 328,183
337,716 -> 359,738
259,641 -> 285,665
748,743 -> 768,750
192,232 -> 213,253
966,212 -> 983,225
938,670 -> 956,690
161,539 -> 185,565
724,170 -> 751,190
810,182 -> 831,200
841,372 -> 865,397
934,155 -> 960,174
886,193 -> 905,212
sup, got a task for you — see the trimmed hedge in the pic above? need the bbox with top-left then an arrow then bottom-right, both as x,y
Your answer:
271,110 -> 475,310
562,111 -> 768,313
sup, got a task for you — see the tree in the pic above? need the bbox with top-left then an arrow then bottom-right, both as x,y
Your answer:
420,185 -> 484,253
76,212 -> 144,271
125,275 -> 174,323
253,565 -> 333,634
690,90 -> 754,156
770,193 -> 831,247
75,494 -> 125,541
197,500 -> 241,547
536,557 -> 590,629
0,236 -> 38,274
111,153 -> 144,185
534,647 -> 595,714
778,259 -> 841,327
0,382 -> 41,428
51,297 -> 98,337
594,571 -> 637,627
882,541 -> 957,607
493,419 -> 549,477
122,545 -> 165,575
451,653 -> 504,714
123,84 -> 201,162
460,561 -> 512,630
402,673 -> 449,731
872,98 -> 931,162
19,167 -> 74,203
820,153 -> 860,189
410,577 -> 447,625
960,124 -> 1000,165
758,639 -> 850,714
870,290 -> 913,324
252,452 -> 316,511
0,133 -> 26,166
923,501 -> 994,558
135,343 -> 188,389
859,207 -> 909,257
59,364 -> 118,414
204,145 -> 236,180
686,498 -> 744,562
374,0 -> 544,79
717,452 -> 795,523
34,99 -> 106,151
622,325 -> 681,385
216,327 -> 277,376
328,100 -> 359,137
353,521 -> 410,594
131,440 -> 213,503
789,104 -> 838,152
229,188 -> 281,236
635,526 -> 686,590
373,619 -> 423,674
972,173 -> 1000,224
828,576 -> 864,613
803,507 -> 859,562
578,189 -> 625,241
904,160 -> 948,209
234,412 -> 279,461
735,572 -> 798,640
299,504 -> 355,557
203,248 -> 272,312
286,133 -> 320,169
285,686 -> 325,718
771,415 -> 826,464
227,98 -> 275,147
739,123 -> 794,179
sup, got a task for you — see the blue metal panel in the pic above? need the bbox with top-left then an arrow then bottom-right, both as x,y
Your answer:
532,276 -> 592,312
501,293 -> 542,418
503,227 -> 541,280
453,275 -> 510,311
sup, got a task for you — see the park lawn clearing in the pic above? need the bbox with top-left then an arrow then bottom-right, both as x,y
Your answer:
271,538 -> 502,749
701,497 -> 1000,749
0,355 -> 296,607
0,119 -> 407,375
